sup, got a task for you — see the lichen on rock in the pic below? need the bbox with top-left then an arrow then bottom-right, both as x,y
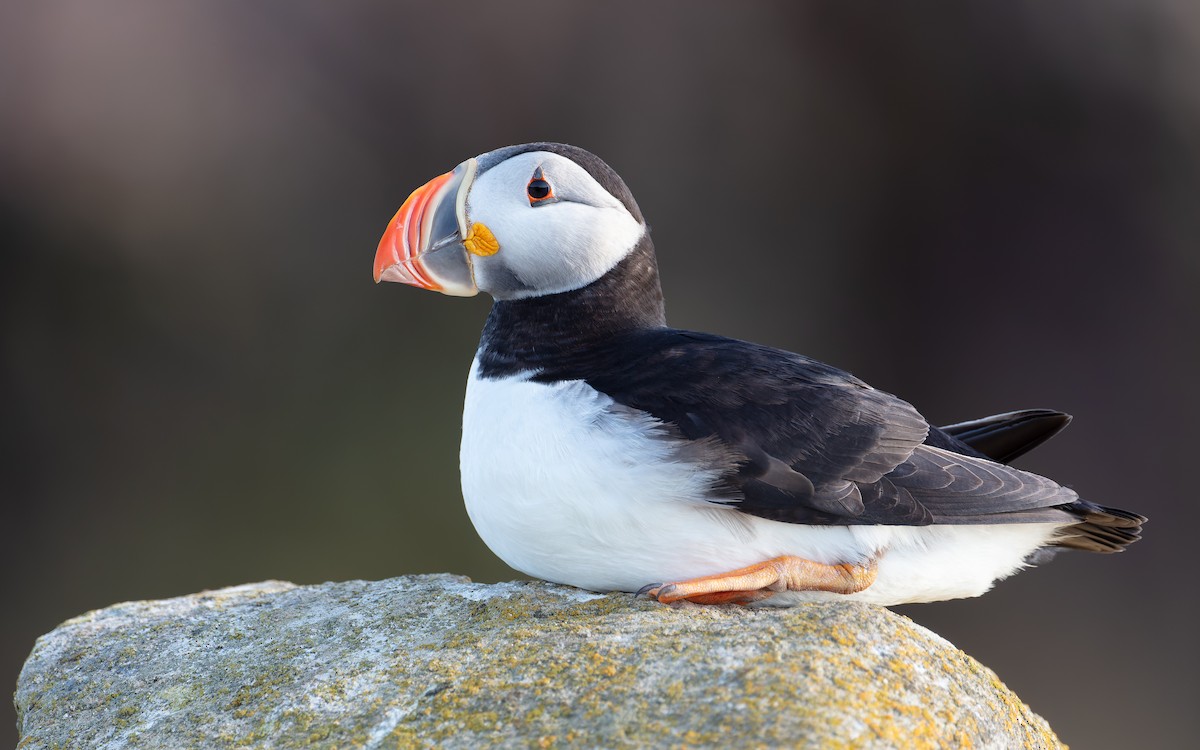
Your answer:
15,574 -> 1064,749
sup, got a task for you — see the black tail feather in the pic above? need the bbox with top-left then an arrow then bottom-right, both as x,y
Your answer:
1053,501 -> 1147,553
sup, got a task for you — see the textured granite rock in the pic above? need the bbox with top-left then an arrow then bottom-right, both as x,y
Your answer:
15,574 -> 1063,749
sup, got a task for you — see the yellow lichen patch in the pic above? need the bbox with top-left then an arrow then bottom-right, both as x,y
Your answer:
463,222 -> 500,256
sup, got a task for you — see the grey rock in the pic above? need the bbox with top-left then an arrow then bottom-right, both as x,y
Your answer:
15,574 -> 1063,749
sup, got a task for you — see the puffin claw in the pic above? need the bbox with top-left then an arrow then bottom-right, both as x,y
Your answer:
636,583 -> 664,599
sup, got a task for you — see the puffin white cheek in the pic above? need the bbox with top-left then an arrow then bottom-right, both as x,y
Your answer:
523,211 -> 638,294
465,177 -> 644,298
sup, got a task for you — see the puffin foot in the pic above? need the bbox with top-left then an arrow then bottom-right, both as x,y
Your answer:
639,555 -> 878,605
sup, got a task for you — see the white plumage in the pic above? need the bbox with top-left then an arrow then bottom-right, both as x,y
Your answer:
461,360 -> 1068,606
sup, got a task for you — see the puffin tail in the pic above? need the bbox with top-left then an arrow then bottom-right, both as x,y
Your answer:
942,409 -> 1146,554
1052,500 -> 1146,553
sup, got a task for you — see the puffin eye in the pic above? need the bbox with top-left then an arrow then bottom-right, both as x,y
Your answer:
527,168 -> 554,205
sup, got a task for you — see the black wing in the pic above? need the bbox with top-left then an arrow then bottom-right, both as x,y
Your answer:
939,409 -> 1072,464
546,329 -> 1082,527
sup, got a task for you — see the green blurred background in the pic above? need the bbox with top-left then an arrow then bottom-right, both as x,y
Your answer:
3,1 -> 1197,746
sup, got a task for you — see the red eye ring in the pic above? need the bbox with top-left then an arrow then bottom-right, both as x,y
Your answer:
527,169 -> 554,204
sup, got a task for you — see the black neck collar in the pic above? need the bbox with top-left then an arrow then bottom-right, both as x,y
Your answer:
476,233 -> 666,378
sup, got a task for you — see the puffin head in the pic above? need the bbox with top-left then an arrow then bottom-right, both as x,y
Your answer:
373,143 -> 647,300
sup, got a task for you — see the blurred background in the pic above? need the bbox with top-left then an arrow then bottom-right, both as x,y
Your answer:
2,1 -> 1197,746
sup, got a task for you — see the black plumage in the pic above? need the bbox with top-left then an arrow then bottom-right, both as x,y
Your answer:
476,233 -> 1143,552
940,409 -> 1073,464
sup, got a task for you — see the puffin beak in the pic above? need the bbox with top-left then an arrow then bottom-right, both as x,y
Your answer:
373,158 -> 479,296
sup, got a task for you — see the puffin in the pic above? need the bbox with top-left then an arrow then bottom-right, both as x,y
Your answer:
372,142 -> 1144,606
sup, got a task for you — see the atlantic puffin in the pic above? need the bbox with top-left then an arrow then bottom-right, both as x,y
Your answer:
373,142 -> 1144,606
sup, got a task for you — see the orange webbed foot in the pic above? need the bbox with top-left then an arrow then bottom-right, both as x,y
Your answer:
638,555 -> 877,606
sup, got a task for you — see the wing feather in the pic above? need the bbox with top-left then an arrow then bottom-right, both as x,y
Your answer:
537,328 -> 1081,527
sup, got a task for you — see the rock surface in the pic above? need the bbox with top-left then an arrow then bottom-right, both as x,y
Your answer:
15,574 -> 1063,749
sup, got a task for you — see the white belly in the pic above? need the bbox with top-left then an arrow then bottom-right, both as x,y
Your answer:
459,361 -> 1068,606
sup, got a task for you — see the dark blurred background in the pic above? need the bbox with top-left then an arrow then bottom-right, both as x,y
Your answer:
2,1 -> 1197,746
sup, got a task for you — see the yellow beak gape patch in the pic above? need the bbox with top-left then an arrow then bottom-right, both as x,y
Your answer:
464,222 -> 500,257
